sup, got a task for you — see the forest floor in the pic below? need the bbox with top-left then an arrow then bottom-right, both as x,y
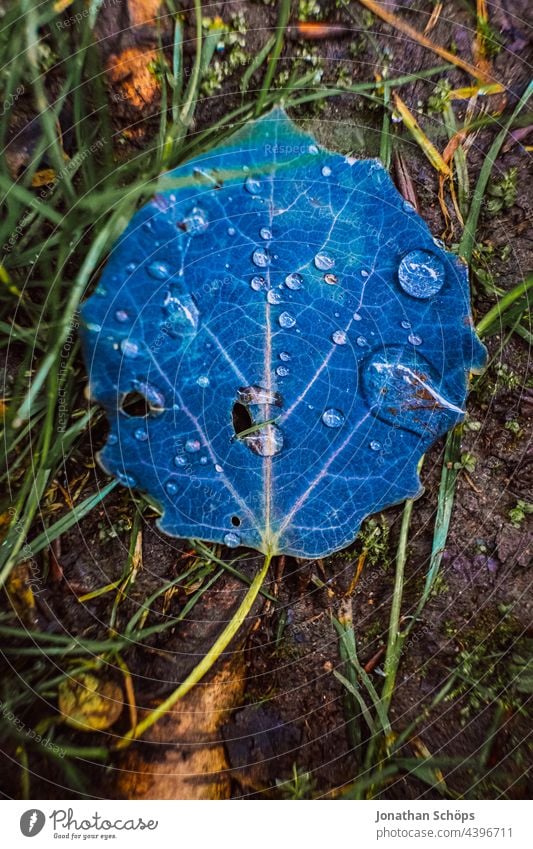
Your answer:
0,0 -> 531,800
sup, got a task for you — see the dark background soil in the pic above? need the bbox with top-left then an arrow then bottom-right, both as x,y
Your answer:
1,0 -> 531,799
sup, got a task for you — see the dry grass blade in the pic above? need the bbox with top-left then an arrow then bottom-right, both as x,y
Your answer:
355,0 -> 493,83
392,93 -> 451,177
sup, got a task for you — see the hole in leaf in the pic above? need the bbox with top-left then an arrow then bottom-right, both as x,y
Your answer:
232,401 -> 253,437
121,392 -> 151,417
231,516 -> 241,527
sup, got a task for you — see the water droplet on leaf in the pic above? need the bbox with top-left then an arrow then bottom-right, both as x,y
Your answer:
285,272 -> 303,290
314,252 -> 335,271
279,312 -> 296,329
398,250 -> 445,299
322,408 -> 345,428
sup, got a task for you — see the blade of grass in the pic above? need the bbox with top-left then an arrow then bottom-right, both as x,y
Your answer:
255,0 -> 291,116
115,552 -> 272,748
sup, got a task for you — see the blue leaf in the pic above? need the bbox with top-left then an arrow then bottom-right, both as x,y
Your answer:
80,108 -> 486,558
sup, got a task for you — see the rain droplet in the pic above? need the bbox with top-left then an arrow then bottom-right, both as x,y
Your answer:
401,319 -> 411,329
360,269 -> 369,278
224,531 -> 241,548
162,291 -> 199,335
369,440 -> 382,451
260,227 -> 272,240
142,221 -> 153,233
120,339 -> 139,358
182,206 -> 208,235
276,365 -> 290,377
251,275 -> 266,291
117,472 -> 136,487
353,312 -> 362,321
197,375 -> 210,388
107,433 -> 118,445
134,428 -> 148,442
115,309 -> 129,323
402,200 -> 416,213
215,464 -> 223,473
87,322 -> 102,333
267,290 -> 282,305
174,455 -> 187,467
332,330 -> 347,345
408,333 -> 423,346
433,237 -> 445,250
398,250 -> 445,299
279,312 -> 296,329
308,144 -> 319,154
356,336 -> 368,347
244,176 -> 262,194
279,351 -> 290,362
322,408 -> 345,428
321,165 -> 332,177
324,273 -> 338,285
185,438 -> 201,453
314,252 -> 335,271
126,262 -> 136,273
252,247 -> 271,268
285,272 -> 303,290
228,227 -> 236,236
200,456 -> 208,465
165,479 -> 179,496
244,423 -> 284,457
147,261 -> 170,280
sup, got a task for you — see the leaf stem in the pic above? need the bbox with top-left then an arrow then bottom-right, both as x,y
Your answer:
114,551 -> 272,749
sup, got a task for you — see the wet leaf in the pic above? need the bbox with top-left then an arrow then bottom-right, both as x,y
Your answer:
81,109 -> 485,558
58,673 -> 123,732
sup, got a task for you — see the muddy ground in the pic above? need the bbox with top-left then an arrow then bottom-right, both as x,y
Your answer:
1,0 -> 532,799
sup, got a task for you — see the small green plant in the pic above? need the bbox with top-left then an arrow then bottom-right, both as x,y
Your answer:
486,167 -> 518,215
276,763 -> 315,799
453,452 -> 477,474
427,79 -> 452,113
508,500 -> 533,528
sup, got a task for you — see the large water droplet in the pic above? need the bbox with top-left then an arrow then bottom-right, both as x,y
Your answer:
267,290 -> 282,305
398,250 -> 445,299
332,330 -> 347,345
279,312 -> 296,329
285,272 -> 303,290
185,438 -> 201,453
322,408 -> 345,428
314,252 -> 335,271
120,339 -> 139,358
251,275 -> 266,291
252,247 -> 271,268
244,176 -> 262,194
147,261 -> 170,280
182,206 -> 208,235
162,290 -> 199,336
244,423 -> 284,457
224,531 -> 241,548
